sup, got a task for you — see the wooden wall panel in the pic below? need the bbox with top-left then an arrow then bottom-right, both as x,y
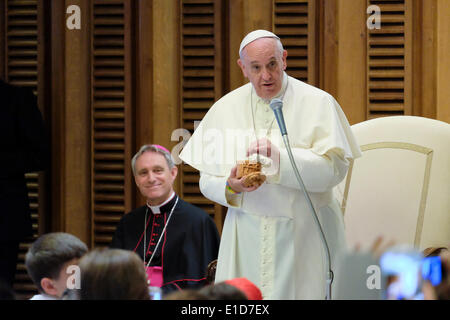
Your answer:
411,0 -> 449,123
228,0 -> 245,90
228,0 -> 273,91
180,0 -> 226,232
135,0 -> 153,152
64,0 -> 90,244
49,0 -> 91,248
152,0 -> 179,149
436,0 -> 450,123
50,0 -> 65,244
415,0 -> 436,120
336,0 -> 366,125
321,0 -> 338,98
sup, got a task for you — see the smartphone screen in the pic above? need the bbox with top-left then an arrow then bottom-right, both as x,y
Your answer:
422,256 -> 443,286
380,250 -> 424,300
149,286 -> 162,300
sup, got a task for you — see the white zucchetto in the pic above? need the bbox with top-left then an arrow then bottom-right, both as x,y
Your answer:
238,29 -> 280,56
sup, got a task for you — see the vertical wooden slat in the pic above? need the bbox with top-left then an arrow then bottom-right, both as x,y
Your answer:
134,0 -> 157,207
0,0 -> 5,79
228,0 -> 273,92
149,0 -> 180,200
123,0 -> 133,220
274,0 -> 311,83
152,0 -> 180,151
436,0 -> 450,123
212,0 -> 225,233
411,0 -> 423,117
90,0 -> 133,247
36,0 -> 49,238
213,0 -> 223,100
135,0 -> 153,153
63,0 -> 91,244
322,0 -> 338,96
50,0 -> 67,242
404,0 -> 412,115
228,0 -> 245,90
244,0 -> 272,32
366,0 -> 412,119
307,0 -> 318,86
336,0 -> 367,125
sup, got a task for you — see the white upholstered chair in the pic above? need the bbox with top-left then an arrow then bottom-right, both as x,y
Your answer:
335,116 -> 450,250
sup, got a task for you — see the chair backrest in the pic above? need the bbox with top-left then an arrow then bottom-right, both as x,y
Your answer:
335,116 -> 450,250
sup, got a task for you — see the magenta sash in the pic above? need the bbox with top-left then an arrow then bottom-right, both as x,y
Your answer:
146,266 -> 163,287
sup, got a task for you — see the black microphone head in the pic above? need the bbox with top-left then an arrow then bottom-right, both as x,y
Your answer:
269,98 -> 283,111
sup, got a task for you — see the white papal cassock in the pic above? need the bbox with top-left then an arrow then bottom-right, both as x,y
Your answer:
179,73 -> 361,299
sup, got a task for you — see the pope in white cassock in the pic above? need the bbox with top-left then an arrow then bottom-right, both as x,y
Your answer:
179,30 -> 362,299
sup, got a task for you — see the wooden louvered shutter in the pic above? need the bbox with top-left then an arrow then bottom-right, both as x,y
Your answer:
4,0 -> 47,298
91,0 -> 133,248
180,0 -> 225,232
274,0 -> 318,85
367,0 -> 412,118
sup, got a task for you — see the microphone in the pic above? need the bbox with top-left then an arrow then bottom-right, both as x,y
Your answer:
269,96 -> 334,300
269,98 -> 287,137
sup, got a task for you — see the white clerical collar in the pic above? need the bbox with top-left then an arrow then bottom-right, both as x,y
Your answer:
254,72 -> 288,104
146,191 -> 175,214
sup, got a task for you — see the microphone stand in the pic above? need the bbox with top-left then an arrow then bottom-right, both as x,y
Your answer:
281,132 -> 334,300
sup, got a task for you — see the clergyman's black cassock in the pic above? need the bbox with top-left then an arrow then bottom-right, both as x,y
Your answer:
0,80 -> 48,286
110,195 -> 220,293
0,80 -> 48,242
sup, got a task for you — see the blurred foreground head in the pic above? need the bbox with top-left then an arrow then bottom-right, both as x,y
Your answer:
78,248 -> 150,300
200,277 -> 262,300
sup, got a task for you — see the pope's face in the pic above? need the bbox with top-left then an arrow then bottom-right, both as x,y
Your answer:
134,151 -> 177,206
238,38 -> 287,100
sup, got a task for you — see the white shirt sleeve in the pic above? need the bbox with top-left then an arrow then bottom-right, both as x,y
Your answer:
269,148 -> 349,193
199,172 -> 243,208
